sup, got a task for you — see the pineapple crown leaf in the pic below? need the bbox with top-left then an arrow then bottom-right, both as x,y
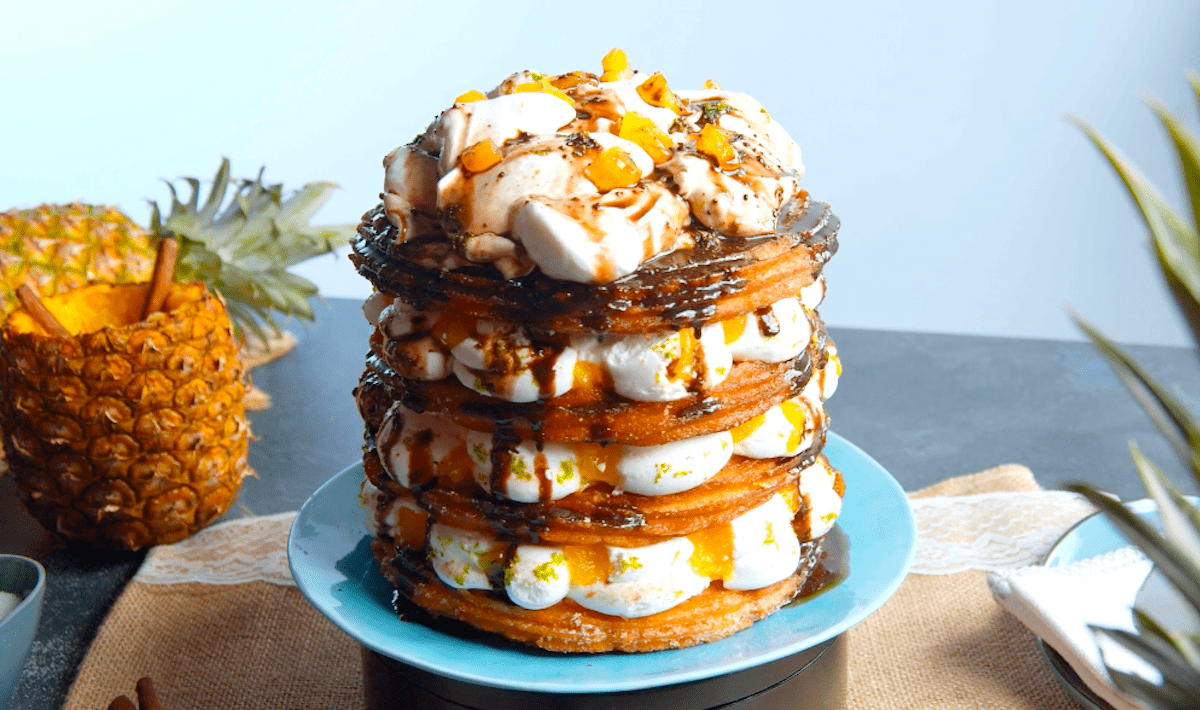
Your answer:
1066,482 -> 1200,611
1091,625 -> 1200,698
1107,665 -> 1198,709
1128,441 -> 1200,559
145,157 -> 356,337
1131,608 -> 1200,670
1070,312 -> 1200,480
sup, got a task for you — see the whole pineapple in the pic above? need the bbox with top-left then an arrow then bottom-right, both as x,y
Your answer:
0,203 -> 157,317
0,282 -> 249,549
1069,73 -> 1200,709
0,159 -> 355,549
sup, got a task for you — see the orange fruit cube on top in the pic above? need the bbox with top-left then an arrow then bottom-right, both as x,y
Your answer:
617,111 -> 674,164
583,147 -> 642,191
600,48 -> 633,82
696,124 -> 739,170
514,81 -> 573,104
636,72 -> 685,114
460,139 -> 503,173
455,90 -> 487,103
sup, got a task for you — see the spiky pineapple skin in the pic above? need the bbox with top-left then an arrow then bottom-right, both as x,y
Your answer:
0,282 -> 252,550
0,203 -> 156,316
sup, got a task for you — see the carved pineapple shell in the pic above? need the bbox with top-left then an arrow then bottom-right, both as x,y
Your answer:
0,282 -> 252,550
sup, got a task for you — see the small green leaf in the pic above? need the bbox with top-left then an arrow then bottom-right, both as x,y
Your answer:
1092,625 -> 1200,694
1071,314 -> 1200,478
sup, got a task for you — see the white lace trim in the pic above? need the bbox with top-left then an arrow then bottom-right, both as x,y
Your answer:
134,511 -> 297,586
129,492 -> 1097,585
910,491 -> 1095,574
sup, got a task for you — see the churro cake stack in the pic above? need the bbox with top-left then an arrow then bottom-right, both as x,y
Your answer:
351,50 -> 843,652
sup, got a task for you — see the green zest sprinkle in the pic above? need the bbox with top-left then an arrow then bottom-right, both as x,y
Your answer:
701,101 -> 730,122
654,462 -> 671,483
533,560 -> 560,582
454,564 -> 469,586
557,460 -> 576,484
822,511 -> 838,523
511,456 -> 533,481
764,522 -> 777,548
617,556 -> 644,574
504,557 -> 518,586
472,443 -> 488,463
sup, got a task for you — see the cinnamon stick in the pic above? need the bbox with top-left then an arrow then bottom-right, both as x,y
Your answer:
107,696 -> 137,710
135,677 -> 162,710
15,284 -> 70,337
142,237 -> 179,320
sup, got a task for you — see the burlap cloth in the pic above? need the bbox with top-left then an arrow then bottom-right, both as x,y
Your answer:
63,465 -> 1086,709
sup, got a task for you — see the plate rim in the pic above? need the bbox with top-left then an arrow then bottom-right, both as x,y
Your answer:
287,431 -> 916,693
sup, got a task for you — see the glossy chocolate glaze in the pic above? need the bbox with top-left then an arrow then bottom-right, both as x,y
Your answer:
350,194 -> 838,335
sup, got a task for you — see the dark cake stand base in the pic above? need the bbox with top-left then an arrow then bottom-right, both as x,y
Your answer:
362,634 -> 846,710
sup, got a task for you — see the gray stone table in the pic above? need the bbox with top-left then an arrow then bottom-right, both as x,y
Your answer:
2,297 -> 1198,709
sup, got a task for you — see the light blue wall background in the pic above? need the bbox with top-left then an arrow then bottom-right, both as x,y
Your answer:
4,0 -> 1198,345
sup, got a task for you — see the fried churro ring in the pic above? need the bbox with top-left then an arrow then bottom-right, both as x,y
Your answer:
371,534 -> 826,653
350,194 -> 838,336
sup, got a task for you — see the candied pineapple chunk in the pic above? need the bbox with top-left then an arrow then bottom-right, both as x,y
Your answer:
460,139 -> 503,174
617,112 -> 674,164
721,315 -> 747,344
689,523 -> 734,579
583,147 -> 641,191
730,413 -> 766,443
665,327 -> 697,383
600,48 -> 633,82
636,72 -> 685,114
514,81 -> 572,104
780,400 -> 807,451
393,505 -> 429,549
563,545 -> 613,586
455,89 -> 487,103
696,123 -> 739,170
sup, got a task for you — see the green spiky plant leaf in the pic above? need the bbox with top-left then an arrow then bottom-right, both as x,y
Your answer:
1067,73 -> 1200,709
148,158 -> 356,341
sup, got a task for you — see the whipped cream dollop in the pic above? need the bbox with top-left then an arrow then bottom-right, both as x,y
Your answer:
383,53 -> 805,283
370,345 -> 837,505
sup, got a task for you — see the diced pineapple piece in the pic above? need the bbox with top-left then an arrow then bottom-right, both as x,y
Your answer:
617,111 -> 674,164
600,48 -> 633,82
688,523 -> 734,579
455,90 -> 487,103
583,147 -> 642,191
636,72 -> 685,114
696,124 -> 739,170
514,81 -> 573,104
460,139 -> 503,174
562,544 -> 613,586
572,361 -> 612,390
730,413 -> 766,443
721,315 -> 747,344
431,312 -> 477,349
665,327 -> 697,382
780,400 -> 807,451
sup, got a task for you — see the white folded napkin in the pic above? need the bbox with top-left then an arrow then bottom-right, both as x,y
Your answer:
986,546 -> 1155,710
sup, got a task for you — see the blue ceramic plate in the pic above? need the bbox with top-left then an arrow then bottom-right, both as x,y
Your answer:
288,432 -> 916,693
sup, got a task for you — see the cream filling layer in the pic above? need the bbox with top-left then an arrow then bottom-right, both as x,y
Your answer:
360,460 -> 842,618
363,281 -> 824,404
372,359 -> 830,504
